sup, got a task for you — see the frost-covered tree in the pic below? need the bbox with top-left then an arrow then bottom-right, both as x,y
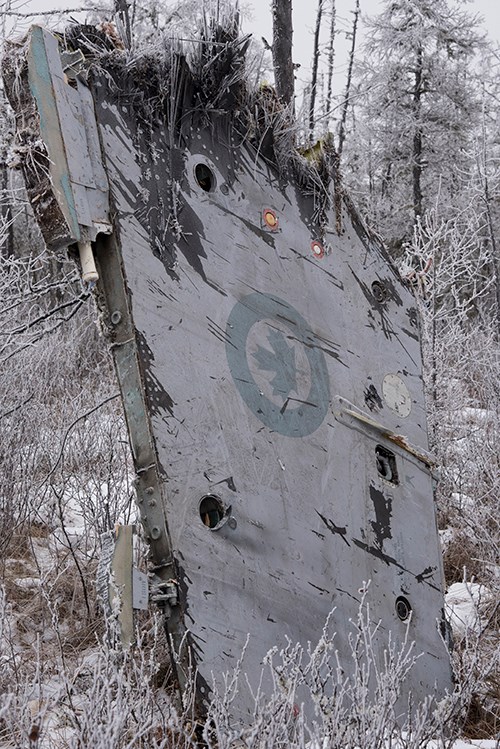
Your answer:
343,0 -> 484,254
474,47 -> 500,331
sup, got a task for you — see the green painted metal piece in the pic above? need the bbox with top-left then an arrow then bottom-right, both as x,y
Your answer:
27,27 -> 81,242
24,26 -> 111,247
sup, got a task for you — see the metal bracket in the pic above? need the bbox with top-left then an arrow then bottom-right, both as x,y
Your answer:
333,395 -> 437,469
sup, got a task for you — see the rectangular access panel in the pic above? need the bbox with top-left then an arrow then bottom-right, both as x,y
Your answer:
3,22 -> 453,721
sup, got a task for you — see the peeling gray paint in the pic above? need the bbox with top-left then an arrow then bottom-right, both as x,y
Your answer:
3,24 -> 454,723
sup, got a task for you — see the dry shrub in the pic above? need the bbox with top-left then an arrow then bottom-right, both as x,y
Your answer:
442,530 -> 485,585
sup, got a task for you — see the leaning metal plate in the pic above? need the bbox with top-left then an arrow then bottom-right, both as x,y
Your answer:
90,72 -> 452,717
5,26 -> 453,721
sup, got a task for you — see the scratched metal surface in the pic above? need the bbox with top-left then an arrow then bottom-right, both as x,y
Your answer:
90,65 -> 452,716
5,22 -> 453,714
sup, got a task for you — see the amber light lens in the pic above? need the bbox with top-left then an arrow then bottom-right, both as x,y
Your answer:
263,209 -> 278,229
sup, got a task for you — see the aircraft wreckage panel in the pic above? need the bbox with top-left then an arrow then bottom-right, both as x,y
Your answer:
89,75 -> 451,714
3,26 -> 452,720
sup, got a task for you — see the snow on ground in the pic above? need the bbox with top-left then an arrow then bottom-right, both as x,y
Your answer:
445,582 -> 491,637
460,407 -> 496,424
308,739 -> 498,748
439,526 -> 455,550
423,742 -> 496,748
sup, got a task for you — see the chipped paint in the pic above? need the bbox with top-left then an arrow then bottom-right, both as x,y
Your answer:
369,484 -> 393,549
3,23 -> 454,722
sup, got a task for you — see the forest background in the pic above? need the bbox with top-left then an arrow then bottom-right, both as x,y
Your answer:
0,0 -> 499,746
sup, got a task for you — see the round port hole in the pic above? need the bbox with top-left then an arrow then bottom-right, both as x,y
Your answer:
199,495 -> 226,529
395,596 -> 412,621
371,280 -> 387,303
195,163 -> 215,192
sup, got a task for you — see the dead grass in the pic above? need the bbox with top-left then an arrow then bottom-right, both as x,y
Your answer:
463,688 -> 500,739
442,530 -> 485,585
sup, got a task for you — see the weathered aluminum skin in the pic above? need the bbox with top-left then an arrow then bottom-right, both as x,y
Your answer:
4,26 -> 453,720
90,79 -> 452,713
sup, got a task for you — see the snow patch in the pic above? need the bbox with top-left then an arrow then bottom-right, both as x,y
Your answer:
445,582 -> 490,637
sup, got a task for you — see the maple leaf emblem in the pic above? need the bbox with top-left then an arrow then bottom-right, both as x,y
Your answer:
252,329 -> 297,400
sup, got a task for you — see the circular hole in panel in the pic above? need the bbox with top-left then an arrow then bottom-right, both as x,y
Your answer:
195,163 -> 215,192
395,596 -> 412,621
371,280 -> 387,303
199,495 -> 226,529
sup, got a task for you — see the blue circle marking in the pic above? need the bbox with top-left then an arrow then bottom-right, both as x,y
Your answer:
225,293 -> 330,437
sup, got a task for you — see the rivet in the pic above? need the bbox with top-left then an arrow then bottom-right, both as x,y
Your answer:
151,526 -> 162,540
111,310 -> 122,325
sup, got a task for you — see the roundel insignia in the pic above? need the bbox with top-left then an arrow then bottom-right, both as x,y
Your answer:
225,293 -> 330,437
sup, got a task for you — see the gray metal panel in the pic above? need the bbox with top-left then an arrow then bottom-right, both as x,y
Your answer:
52,76 -> 93,188
90,79 -> 452,719
4,25 -> 452,721
51,75 -> 111,234
77,79 -> 109,192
